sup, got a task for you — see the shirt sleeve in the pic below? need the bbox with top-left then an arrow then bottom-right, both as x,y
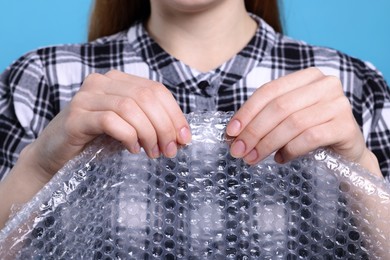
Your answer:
0,51 -> 56,180
359,65 -> 390,180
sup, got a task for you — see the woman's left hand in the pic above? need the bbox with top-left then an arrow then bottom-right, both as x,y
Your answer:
226,67 -> 382,177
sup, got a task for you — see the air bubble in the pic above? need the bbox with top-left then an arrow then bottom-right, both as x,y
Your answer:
1,112 -> 388,259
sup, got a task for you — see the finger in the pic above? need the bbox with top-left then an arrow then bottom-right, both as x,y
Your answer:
153,86 -> 191,145
71,91 -> 160,157
105,70 -> 191,145
275,97 -> 362,163
81,70 -> 139,95
230,76 -> 341,158
274,120 -> 347,164
226,67 -> 325,137
243,100 -> 338,164
132,86 -> 181,158
82,71 -> 185,158
80,73 -> 112,93
66,110 -> 142,155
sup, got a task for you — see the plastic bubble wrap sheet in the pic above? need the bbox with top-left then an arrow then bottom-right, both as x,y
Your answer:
1,112 -> 389,259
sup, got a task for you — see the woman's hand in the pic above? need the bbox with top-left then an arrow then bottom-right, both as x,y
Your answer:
26,70 -> 191,182
227,67 -> 382,177
0,70 -> 191,229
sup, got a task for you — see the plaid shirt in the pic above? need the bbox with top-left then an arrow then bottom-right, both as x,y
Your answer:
1,15 -> 389,180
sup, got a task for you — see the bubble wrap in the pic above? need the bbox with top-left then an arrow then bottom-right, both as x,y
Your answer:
1,112 -> 389,259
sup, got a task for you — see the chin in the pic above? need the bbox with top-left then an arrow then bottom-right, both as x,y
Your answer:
153,0 -> 227,13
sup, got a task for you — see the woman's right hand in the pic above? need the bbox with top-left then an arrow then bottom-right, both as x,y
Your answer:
24,70 -> 191,183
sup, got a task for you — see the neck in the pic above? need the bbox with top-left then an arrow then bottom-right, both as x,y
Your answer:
147,0 -> 257,72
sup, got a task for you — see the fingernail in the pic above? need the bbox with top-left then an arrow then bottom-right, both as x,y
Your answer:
133,142 -> 141,154
244,149 -> 258,163
274,152 -> 284,164
166,141 -> 177,158
227,119 -> 241,136
230,140 -> 246,157
152,145 -> 160,158
180,127 -> 191,143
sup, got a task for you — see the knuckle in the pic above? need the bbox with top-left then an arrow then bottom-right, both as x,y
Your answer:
70,92 -> 87,107
259,137 -> 274,153
125,129 -> 138,142
238,105 -> 255,119
308,67 -> 324,77
282,143 -> 298,159
244,124 -> 259,140
115,97 -> 135,113
82,73 -> 106,88
72,89 -> 95,104
273,96 -> 289,113
149,82 -> 170,96
157,124 -> 176,140
304,128 -> 322,145
99,112 -> 116,129
260,82 -> 273,93
288,113 -> 305,131
324,75 -> 342,90
149,81 -> 165,90
104,69 -> 121,78
136,88 -> 156,104
140,134 -> 157,148
66,101 -> 82,119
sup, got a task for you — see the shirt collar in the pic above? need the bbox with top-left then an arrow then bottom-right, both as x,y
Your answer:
127,14 -> 276,88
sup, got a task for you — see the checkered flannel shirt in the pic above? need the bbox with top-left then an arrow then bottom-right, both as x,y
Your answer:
1,14 -> 389,180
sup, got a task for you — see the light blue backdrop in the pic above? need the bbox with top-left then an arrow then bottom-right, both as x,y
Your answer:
1,0 -> 389,82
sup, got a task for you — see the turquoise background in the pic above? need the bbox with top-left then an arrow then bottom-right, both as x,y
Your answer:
1,0 -> 389,82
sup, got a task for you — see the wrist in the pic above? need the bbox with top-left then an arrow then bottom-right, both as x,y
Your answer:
358,148 -> 383,179
17,142 -> 56,186
0,143 -> 55,228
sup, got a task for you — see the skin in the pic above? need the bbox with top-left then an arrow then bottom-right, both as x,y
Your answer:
0,0 -> 383,235
227,68 -> 382,178
147,0 -> 257,72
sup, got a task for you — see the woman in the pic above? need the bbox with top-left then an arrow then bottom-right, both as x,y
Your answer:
0,0 -> 389,234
